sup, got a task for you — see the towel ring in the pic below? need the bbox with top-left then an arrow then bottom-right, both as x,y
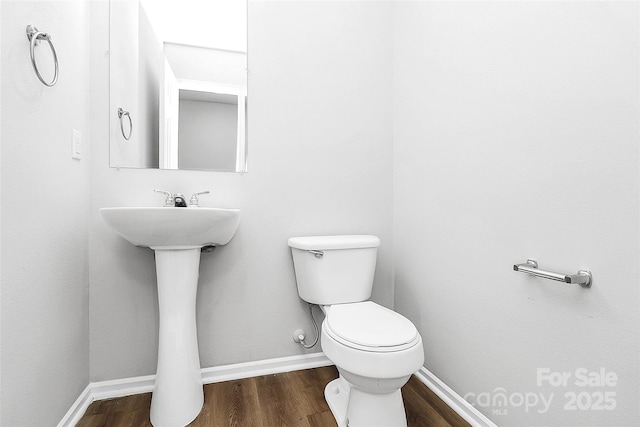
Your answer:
26,25 -> 58,87
118,108 -> 133,140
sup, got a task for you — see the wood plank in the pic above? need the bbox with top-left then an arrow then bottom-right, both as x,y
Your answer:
76,394 -> 153,427
307,410 -> 338,427
192,377 -> 264,427
254,372 -> 313,426
75,413 -> 107,427
404,376 -> 471,427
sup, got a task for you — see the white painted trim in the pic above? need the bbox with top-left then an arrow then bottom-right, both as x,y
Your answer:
57,352 -> 332,427
201,352 -> 333,384
90,374 -> 157,401
414,366 -> 498,427
56,384 -> 92,427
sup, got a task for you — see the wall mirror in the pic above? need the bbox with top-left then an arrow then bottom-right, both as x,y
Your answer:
109,0 -> 248,172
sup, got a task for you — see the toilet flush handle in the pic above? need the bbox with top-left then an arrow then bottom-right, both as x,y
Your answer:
308,250 -> 324,258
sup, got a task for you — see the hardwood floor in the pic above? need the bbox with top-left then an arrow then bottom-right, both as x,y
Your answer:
77,366 -> 471,427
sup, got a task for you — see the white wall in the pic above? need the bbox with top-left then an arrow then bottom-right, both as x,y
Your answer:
141,0 -> 246,52
164,43 -> 246,86
393,2 -> 639,425
89,0 -> 393,381
0,1 -> 91,425
178,99 -> 238,171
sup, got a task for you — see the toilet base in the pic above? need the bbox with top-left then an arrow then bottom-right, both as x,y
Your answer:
325,377 -> 350,427
324,376 -> 408,427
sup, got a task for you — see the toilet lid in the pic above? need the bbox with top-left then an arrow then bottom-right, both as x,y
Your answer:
325,301 -> 418,350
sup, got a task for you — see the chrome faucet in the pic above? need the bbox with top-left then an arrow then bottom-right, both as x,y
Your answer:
173,193 -> 187,207
154,189 -> 186,207
154,189 -> 209,207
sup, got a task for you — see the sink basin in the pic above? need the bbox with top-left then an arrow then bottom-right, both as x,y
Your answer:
100,206 -> 241,427
100,207 -> 240,249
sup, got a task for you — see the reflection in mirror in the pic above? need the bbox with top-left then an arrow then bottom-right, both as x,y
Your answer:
109,0 -> 247,172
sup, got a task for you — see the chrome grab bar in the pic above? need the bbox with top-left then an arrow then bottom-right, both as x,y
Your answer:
513,259 -> 592,288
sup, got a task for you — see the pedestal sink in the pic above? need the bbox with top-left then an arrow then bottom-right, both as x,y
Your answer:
100,207 -> 241,427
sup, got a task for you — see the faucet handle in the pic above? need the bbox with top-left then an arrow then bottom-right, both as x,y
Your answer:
189,191 -> 210,207
154,189 -> 174,207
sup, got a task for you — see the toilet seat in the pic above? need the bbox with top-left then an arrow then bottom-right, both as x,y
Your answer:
324,302 -> 419,353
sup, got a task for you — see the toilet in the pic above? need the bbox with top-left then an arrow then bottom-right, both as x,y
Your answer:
288,235 -> 424,427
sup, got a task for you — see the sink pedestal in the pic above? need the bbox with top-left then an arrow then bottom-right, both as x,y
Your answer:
99,206 -> 241,426
150,248 -> 204,427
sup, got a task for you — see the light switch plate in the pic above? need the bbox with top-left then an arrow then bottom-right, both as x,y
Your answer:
72,129 -> 82,160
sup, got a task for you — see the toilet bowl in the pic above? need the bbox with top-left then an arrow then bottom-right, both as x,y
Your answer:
320,302 -> 423,426
288,235 -> 425,427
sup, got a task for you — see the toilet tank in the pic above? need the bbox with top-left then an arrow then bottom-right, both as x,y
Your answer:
288,235 -> 380,305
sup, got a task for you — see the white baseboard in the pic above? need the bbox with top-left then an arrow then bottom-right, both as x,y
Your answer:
56,384 -> 93,427
414,366 -> 498,427
57,352 -> 332,427
59,354 -> 493,427
200,351 -> 333,384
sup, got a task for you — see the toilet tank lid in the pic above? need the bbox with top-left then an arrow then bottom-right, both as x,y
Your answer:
288,235 -> 380,250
